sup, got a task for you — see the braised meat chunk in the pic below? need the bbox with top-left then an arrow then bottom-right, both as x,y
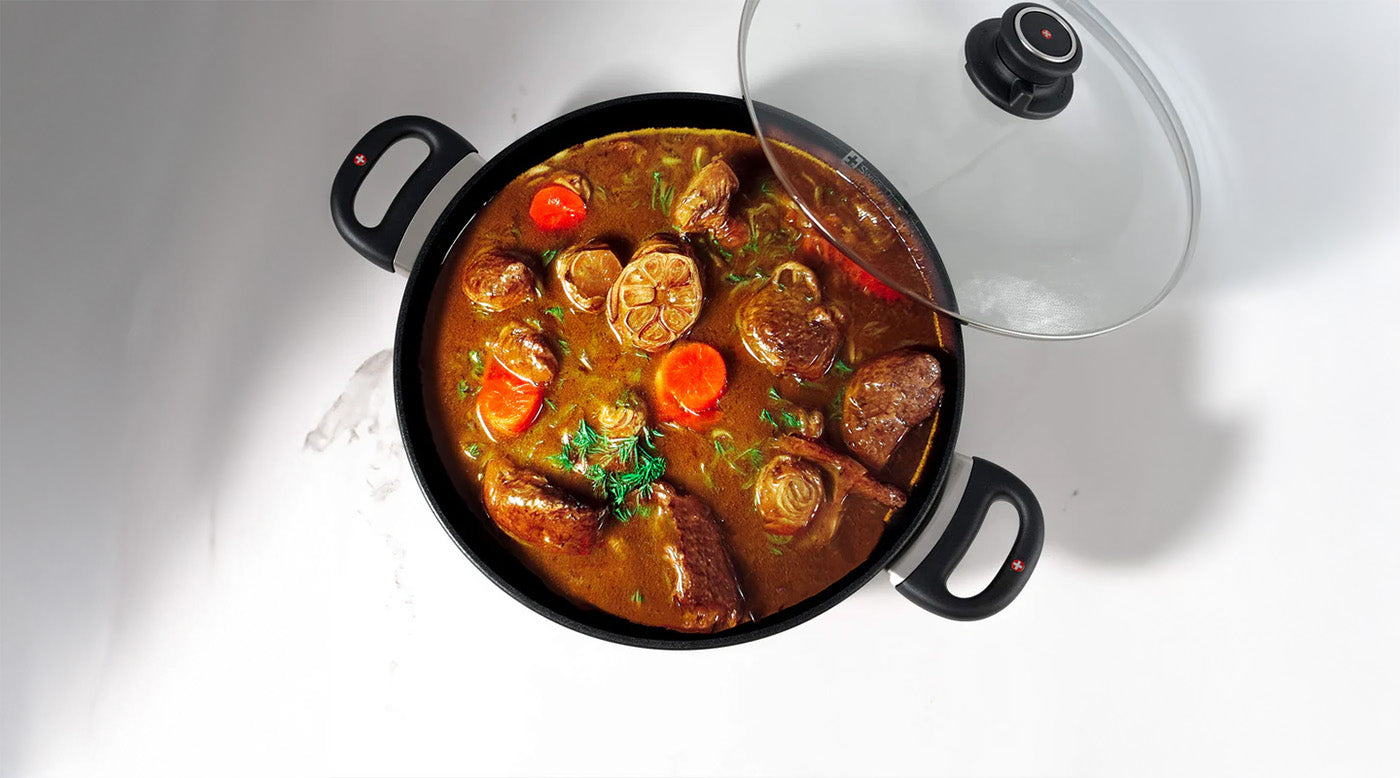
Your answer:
652,483 -> 744,632
491,323 -> 558,385
672,159 -> 738,235
737,262 -> 841,380
462,249 -> 536,312
483,459 -> 607,555
842,349 -> 943,470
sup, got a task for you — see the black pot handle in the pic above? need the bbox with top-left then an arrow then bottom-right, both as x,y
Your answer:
330,116 -> 476,272
893,455 -> 1044,620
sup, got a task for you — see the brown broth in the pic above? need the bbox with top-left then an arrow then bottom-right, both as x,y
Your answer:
422,128 -> 954,630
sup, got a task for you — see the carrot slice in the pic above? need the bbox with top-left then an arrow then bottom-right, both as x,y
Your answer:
784,208 -> 903,302
652,383 -> 721,429
529,185 -> 587,231
656,342 -> 727,415
477,357 -> 544,437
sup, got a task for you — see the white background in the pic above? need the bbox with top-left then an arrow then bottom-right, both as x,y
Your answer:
2,2 -> 1398,776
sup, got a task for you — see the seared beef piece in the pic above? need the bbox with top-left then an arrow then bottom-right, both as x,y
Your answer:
491,323 -> 558,385
462,249 -> 536,312
672,159 -> 738,235
554,241 -> 621,314
652,483 -> 744,632
482,459 -> 606,555
841,349 -> 943,470
737,262 -> 841,380
753,454 -> 825,536
773,436 -> 908,549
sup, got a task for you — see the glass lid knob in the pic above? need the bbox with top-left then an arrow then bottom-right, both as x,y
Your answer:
965,3 -> 1084,119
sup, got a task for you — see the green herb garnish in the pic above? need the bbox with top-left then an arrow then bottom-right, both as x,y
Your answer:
735,447 -> 764,471
833,358 -> 854,375
557,339 -> 572,355
456,379 -> 471,398
767,387 -> 782,402
693,147 -> 706,171
468,349 -> 485,377
463,443 -> 481,459
712,237 -> 734,261
741,215 -> 760,254
630,589 -> 644,603
780,410 -> 802,430
541,248 -> 558,266
650,171 -> 674,213
553,419 -> 667,521
759,408 -> 779,431
713,436 -> 733,457
543,397 -> 557,412
545,305 -> 564,323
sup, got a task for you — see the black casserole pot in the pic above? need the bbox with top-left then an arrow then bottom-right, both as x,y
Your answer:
330,93 -> 1044,649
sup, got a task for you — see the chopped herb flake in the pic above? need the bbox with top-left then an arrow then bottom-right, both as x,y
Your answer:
833,358 -> 854,375
713,436 -> 733,457
767,387 -> 782,402
545,305 -> 564,322
780,410 -> 802,429
463,443 -> 481,459
736,447 -> 764,471
558,339 -> 572,355
541,248 -> 558,266
468,350 -> 485,377
456,380 -> 471,398
759,408 -> 779,430
650,171 -> 674,213
630,589 -> 644,603
742,216 -> 760,254
543,397 -> 557,411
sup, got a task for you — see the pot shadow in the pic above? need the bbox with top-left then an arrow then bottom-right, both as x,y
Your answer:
955,298 -> 1244,565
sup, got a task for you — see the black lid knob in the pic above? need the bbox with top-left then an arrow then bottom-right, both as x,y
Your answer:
965,3 -> 1083,119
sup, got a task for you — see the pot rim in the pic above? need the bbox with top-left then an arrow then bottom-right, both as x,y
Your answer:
391,92 -> 966,649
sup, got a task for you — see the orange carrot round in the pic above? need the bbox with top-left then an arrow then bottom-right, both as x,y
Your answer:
529,185 -> 587,231
477,357 -> 544,437
656,342 -> 727,415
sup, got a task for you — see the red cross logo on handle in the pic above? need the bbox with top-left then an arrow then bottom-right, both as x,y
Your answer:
352,153 -> 367,166
1041,28 -> 1053,40
1010,559 -> 1026,572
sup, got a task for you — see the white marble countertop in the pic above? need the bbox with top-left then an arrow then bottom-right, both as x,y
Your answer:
3,2 -> 1397,775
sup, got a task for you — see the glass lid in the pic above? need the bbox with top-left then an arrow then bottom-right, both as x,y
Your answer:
739,0 -> 1200,339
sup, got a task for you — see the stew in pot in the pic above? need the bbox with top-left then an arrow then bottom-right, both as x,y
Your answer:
423,128 -> 954,632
